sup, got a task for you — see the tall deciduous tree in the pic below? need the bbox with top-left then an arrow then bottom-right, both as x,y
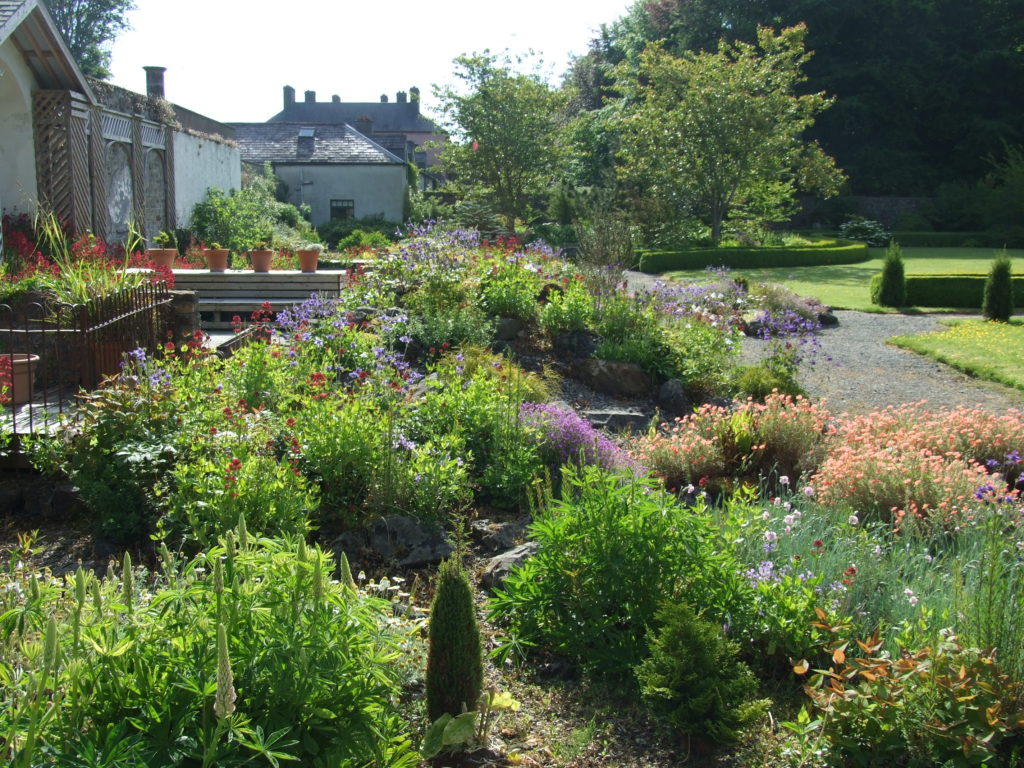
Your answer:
44,0 -> 136,79
616,24 -> 844,245
434,53 -> 565,232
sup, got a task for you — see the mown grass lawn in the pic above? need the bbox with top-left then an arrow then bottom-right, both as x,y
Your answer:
664,246 -> 1024,311
889,318 -> 1024,391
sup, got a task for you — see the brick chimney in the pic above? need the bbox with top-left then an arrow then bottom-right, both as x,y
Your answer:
380,94 -> 389,103
331,94 -> 340,103
304,90 -> 316,103
396,90 -> 407,103
355,115 -> 374,136
144,66 -> 166,99
409,86 -> 420,113
283,85 -> 295,107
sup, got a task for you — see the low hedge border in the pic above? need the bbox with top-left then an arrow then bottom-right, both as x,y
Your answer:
890,232 -> 1009,248
638,239 -> 869,273
876,274 -> 1024,309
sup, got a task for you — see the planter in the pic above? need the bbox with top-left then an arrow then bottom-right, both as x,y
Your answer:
250,249 -> 274,273
297,250 -> 320,273
2,353 -> 40,405
146,248 -> 177,268
205,248 -> 230,272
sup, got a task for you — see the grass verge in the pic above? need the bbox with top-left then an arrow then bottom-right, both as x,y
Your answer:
889,318 -> 1024,391
664,247 -> 1024,311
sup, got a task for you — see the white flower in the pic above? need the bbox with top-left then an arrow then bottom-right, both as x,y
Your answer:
904,588 -> 914,597
874,545 -> 882,555
779,475 -> 790,486
764,530 -> 778,542
792,510 -> 801,519
784,514 -> 795,526
803,485 -> 815,498
762,510 -> 771,521
909,596 -> 919,606
848,514 -> 859,526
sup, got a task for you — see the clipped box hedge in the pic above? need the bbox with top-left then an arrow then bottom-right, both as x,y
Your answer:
897,274 -> 1024,308
638,238 -> 869,273
890,232 -> 1000,248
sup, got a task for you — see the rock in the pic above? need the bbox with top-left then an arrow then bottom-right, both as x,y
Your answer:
368,515 -> 452,568
51,484 -> 87,518
471,516 -> 530,552
349,306 -> 379,324
657,378 -> 693,419
552,330 -> 600,360
495,317 -> 525,341
481,541 -> 539,589
818,310 -> 840,327
744,320 -> 766,338
585,408 -> 650,433
575,358 -> 653,397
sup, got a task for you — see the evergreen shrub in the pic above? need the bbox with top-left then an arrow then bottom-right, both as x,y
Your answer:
426,557 -> 484,721
871,242 -> 906,307
983,250 -> 1015,321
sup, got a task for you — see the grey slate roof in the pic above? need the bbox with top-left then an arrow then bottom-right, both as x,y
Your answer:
0,1 -> 31,44
231,123 -> 405,165
267,101 -> 438,133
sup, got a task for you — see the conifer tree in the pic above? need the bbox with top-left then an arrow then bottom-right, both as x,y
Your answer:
425,557 -> 483,721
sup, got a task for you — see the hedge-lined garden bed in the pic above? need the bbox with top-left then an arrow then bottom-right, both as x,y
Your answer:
638,238 -> 869,273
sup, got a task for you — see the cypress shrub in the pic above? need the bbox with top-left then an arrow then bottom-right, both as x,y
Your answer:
873,242 -> 906,307
983,250 -> 1015,321
426,557 -> 483,721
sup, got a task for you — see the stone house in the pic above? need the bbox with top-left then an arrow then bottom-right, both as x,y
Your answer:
0,0 -> 239,245
230,86 -> 447,228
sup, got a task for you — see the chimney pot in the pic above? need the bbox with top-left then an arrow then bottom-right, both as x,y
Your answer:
331,94 -> 340,103
380,94 -> 388,103
396,90 -> 407,103
355,115 -> 374,136
283,85 -> 295,107
143,66 -> 166,99
304,90 -> 316,103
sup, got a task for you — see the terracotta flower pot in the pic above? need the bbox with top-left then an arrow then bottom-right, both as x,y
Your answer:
297,250 -> 320,273
250,249 -> 274,273
205,248 -> 230,272
3,353 -> 40,405
146,248 -> 177,268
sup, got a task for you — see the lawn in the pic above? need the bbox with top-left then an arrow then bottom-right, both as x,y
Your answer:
664,246 -> 1024,311
890,318 -> 1024,391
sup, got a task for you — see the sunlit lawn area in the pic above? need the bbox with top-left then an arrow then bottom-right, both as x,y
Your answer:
664,247 -> 1024,311
889,318 -> 1024,391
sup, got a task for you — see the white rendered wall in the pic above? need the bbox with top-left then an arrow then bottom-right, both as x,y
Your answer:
172,131 -> 240,227
274,163 -> 407,226
0,41 -> 39,218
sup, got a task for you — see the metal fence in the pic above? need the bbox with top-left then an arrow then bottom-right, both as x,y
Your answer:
1,283 -> 173,440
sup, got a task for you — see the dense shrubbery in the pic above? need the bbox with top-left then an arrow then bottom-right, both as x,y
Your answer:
984,249 -> 1016,321
870,241 -> 907,307
638,237 -> 869,273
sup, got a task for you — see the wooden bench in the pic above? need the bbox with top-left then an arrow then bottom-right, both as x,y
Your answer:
170,270 -> 346,330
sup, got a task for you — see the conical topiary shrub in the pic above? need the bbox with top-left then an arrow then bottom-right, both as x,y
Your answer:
425,556 -> 483,721
871,242 -> 906,307
983,250 -> 1015,321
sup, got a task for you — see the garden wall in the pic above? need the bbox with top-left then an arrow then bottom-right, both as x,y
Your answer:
172,131 -> 241,227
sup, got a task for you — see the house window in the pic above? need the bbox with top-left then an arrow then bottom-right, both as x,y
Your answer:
330,199 -> 355,219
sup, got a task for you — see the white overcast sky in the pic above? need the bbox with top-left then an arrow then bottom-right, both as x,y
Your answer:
108,0 -> 634,124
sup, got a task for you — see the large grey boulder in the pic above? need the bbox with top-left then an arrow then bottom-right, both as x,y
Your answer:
481,542 -> 540,590
575,358 -> 653,397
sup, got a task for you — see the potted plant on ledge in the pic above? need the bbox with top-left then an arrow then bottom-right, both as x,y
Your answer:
147,230 -> 178,268
296,242 -> 324,273
249,242 -> 275,273
205,243 -> 230,272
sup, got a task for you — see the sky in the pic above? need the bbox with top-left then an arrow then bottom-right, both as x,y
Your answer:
107,0 -> 635,125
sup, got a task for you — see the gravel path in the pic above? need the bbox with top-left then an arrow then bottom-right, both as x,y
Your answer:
622,270 -> 1024,416
748,311 -> 1024,416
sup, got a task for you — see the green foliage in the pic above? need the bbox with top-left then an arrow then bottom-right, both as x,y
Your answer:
317,215 -> 399,250
871,242 -> 906,307
638,239 -> 868,273
190,165 -> 312,254
426,557 -> 484,721
538,280 -> 595,335
0,531 -> 420,766
733,361 -> 805,401
47,0 -> 135,79
636,602 -> 770,745
797,625 -> 1024,767
489,467 -> 751,677
337,229 -> 393,252
983,250 -> 1015,321
838,217 -> 891,247
434,52 -> 566,231
479,260 -> 541,321
616,25 -> 844,245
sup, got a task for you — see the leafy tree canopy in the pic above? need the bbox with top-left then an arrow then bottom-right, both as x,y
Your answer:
433,52 -> 566,232
44,0 -> 136,80
616,24 -> 844,245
